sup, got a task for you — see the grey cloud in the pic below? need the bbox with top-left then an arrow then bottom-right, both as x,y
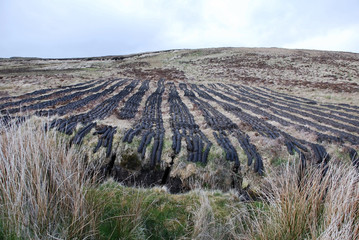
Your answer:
1,0 -> 358,58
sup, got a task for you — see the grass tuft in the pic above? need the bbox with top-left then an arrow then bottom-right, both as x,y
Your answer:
0,119 -> 99,239
239,162 -> 359,240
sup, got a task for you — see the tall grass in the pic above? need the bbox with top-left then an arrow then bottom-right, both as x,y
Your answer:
217,161 -> 359,240
192,191 -> 217,239
0,120 -> 98,239
253,162 -> 358,239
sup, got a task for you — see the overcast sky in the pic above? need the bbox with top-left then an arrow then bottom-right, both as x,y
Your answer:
1,0 -> 359,58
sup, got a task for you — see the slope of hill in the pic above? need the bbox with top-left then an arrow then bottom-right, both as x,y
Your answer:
0,47 -> 358,192
1,47 -> 359,239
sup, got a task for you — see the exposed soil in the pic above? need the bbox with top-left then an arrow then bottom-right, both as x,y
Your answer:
110,166 -> 185,194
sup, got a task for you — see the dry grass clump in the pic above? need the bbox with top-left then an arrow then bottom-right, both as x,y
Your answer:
0,120 -> 99,239
256,162 -> 358,239
192,191 -> 218,239
190,160 -> 359,240
230,162 -> 359,239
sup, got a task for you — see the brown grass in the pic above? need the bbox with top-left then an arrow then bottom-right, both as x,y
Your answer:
208,161 -> 359,240
0,119 -> 99,239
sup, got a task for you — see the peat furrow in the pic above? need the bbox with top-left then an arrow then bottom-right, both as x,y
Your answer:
215,83 -> 345,143
36,79 -> 127,116
197,84 -> 321,167
320,103 -> 359,115
93,125 -> 117,158
180,83 -> 259,174
123,79 -> 165,168
260,86 -> 318,105
258,85 -> 359,121
0,115 -> 27,128
260,86 -> 359,115
50,80 -> 138,135
235,85 -> 359,134
0,79 -> 96,103
118,80 -> 150,119
168,82 -> 212,164
216,84 -> 359,145
0,79 -> 103,110
3,79 -> 118,115
245,85 -> 359,126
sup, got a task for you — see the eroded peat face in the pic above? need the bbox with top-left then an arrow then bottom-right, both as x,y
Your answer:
1,78 -> 358,194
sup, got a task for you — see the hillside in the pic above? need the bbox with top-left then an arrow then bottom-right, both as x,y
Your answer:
1,47 -> 359,239
0,47 -> 359,193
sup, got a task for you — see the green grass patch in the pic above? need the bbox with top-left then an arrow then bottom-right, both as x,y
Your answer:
270,157 -> 288,167
89,181 -> 196,239
207,145 -> 224,163
0,221 -> 19,240
87,181 -> 254,239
